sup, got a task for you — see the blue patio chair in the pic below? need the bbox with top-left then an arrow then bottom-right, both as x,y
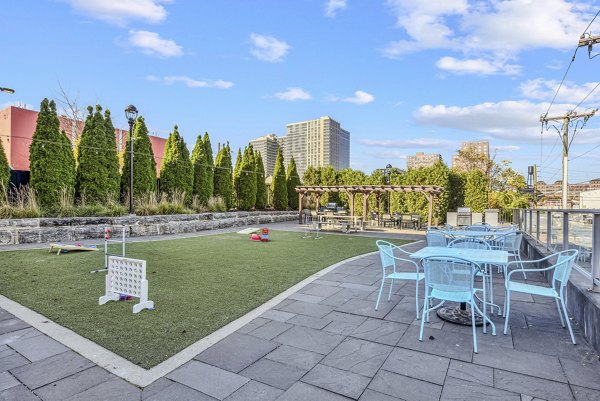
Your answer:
492,231 -> 525,277
426,230 -> 447,247
466,223 -> 490,231
503,249 -> 579,344
419,256 -> 494,353
375,240 -> 423,317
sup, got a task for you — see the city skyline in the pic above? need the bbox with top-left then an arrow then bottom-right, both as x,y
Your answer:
2,1 -> 600,183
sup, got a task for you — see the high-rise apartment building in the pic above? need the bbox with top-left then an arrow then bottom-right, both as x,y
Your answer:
451,140 -> 490,172
406,152 -> 441,169
282,116 -> 350,178
249,133 -> 281,177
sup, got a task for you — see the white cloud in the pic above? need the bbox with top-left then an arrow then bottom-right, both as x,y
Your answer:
520,78 -> 600,104
494,145 -> 521,152
337,90 -> 375,104
249,33 -> 290,62
360,138 -> 458,150
325,0 -> 347,17
128,30 -> 183,57
274,87 -> 311,101
436,56 -> 520,76
365,151 -> 408,160
68,0 -> 170,25
147,75 -> 233,89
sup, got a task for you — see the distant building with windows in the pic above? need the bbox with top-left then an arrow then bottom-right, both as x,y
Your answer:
451,140 -> 490,172
406,152 -> 441,170
249,133 -> 281,177
280,116 -> 350,178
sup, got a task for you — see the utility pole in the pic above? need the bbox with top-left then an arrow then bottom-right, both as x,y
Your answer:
579,34 -> 600,56
540,110 -> 597,208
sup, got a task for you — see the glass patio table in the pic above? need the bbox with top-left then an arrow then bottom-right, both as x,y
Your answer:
410,246 -> 509,325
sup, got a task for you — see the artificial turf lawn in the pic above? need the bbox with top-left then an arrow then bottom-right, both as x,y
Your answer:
0,230 -> 410,368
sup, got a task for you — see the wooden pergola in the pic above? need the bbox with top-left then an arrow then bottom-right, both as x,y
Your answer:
295,185 -> 444,228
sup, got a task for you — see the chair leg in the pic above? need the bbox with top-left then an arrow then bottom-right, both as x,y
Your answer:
388,279 -> 394,301
471,301 -> 478,353
555,298 -> 566,327
503,290 -> 511,335
560,297 -> 577,345
482,277 -> 487,335
517,251 -> 526,279
375,278 -> 385,310
419,295 -> 428,342
415,280 -> 420,319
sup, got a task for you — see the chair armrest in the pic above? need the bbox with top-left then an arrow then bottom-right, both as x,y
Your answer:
506,253 -> 557,268
506,265 -> 557,281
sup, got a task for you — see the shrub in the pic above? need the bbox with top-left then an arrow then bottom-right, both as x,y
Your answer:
271,148 -> 287,210
0,185 -> 41,219
237,145 -> 257,210
160,125 -> 193,199
254,151 -> 267,209
207,196 -> 226,212
286,157 -> 301,209
191,134 -> 212,205
213,143 -> 234,209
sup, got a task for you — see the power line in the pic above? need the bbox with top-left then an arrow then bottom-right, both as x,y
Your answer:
572,81 -> 600,112
569,142 -> 600,161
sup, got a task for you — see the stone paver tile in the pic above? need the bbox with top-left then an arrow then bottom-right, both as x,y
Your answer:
145,381 -> 216,401
335,298 -> 395,319
0,371 -> 19,392
0,310 -> 15,323
287,292 -> 326,304
358,389 -> 404,401
472,344 -> 567,382
381,347 -> 449,385
0,328 -> 43,346
571,385 -> 600,401
277,301 -> 335,319
265,345 -> 324,371
494,369 -> 573,401
322,312 -> 367,335
0,319 -> 30,336
396,325 -> 473,362
326,311 -> 369,325
248,321 -> 292,340
276,382 -> 352,401
560,357 -> 600,391
287,315 -> 331,330
63,377 -> 142,401
446,360 -> 493,386
512,327 -> 591,360
195,333 -> 277,373
319,273 -> 350,283
300,284 -> 342,297
301,364 -> 371,400
441,319 -> 515,349
237,318 -> 270,334
368,369 -> 442,401
141,378 -> 177,400
34,366 -> 113,401
240,359 -> 307,390
11,351 -> 94,389
322,338 -> 392,377
274,325 -> 344,355
261,310 -> 296,322
167,361 -> 249,400
339,275 -> 379,287
225,380 -> 283,401
0,348 -> 30,373
312,279 -> 342,287
9,335 -> 69,362
440,376 -> 520,401
382,297 -> 421,324
350,318 -> 409,346
0,384 -> 41,401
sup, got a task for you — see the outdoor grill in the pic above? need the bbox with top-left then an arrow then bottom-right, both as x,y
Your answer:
457,207 -> 472,226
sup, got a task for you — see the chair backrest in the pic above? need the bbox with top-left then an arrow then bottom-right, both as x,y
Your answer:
448,237 -> 491,250
426,230 -> 447,247
383,213 -> 391,219
421,256 -> 478,297
553,250 -> 578,287
376,240 -> 395,273
445,223 -> 454,230
466,224 -> 490,232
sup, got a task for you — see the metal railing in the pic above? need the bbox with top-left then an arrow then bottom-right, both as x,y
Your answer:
516,208 -> 600,290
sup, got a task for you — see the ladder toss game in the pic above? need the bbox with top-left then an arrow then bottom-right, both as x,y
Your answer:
99,256 -> 154,314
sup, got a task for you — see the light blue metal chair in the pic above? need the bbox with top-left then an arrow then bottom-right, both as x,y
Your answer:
492,231 -> 525,278
419,256 -> 494,353
466,223 -> 490,232
426,230 -> 447,247
375,240 -> 423,317
503,249 -> 578,343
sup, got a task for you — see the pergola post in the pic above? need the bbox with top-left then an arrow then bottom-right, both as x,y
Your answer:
298,192 -> 304,224
434,195 -> 439,227
349,192 -> 355,216
362,192 -> 371,221
315,194 -> 322,212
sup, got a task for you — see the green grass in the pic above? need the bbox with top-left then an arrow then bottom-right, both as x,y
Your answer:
0,231 -> 409,368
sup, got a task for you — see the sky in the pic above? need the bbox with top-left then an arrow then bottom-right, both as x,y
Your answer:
2,0 -> 600,184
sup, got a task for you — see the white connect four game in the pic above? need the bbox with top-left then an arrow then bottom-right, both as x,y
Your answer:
98,256 -> 154,313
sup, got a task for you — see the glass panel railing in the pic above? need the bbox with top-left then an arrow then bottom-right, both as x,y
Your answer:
550,212 -> 564,251
539,212 -> 548,243
569,213 -> 593,275
531,211 -> 538,239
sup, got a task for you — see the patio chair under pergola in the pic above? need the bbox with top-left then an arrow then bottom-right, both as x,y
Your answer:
295,185 -> 444,228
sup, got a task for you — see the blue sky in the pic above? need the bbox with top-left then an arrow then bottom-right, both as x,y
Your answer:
2,0 -> 600,183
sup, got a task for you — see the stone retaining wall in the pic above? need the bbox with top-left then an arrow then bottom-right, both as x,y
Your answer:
0,211 -> 298,245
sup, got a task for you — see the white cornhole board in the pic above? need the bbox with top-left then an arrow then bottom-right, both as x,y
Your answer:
99,256 -> 153,314
237,227 -> 260,234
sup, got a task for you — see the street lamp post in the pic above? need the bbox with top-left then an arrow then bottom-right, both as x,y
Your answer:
0,87 -> 15,94
381,164 -> 393,213
125,105 -> 138,214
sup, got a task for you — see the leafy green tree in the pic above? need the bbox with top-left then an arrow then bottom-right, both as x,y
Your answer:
302,166 -> 321,186
121,116 -> 157,197
203,133 -> 214,199
160,125 -> 193,198
29,98 -> 76,208
271,148 -> 287,210
254,151 -> 267,209
448,171 -> 466,212
401,161 -> 451,223
0,138 -> 10,191
76,105 -> 120,203
319,166 -> 339,206
337,168 -> 367,213
286,157 -> 301,209
464,169 -> 489,212
238,145 -> 257,210
214,143 -> 234,208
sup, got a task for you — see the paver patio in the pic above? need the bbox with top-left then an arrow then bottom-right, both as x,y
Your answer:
1,237 -> 600,400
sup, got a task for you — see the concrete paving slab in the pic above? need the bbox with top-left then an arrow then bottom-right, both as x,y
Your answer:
0,318 -> 30,335
301,364 -> 371,400
0,371 -> 19,392
440,376 -> 520,401
240,358 -> 307,390
277,382 -> 352,401
247,320 -> 292,341
350,318 -> 408,346
0,327 -> 43,346
274,326 -> 344,355
446,360 -> 493,386
33,366 -> 113,401
396,325 -> 474,362
10,351 -> 94,390
368,369 -> 442,401
224,380 -> 283,401
358,388 -> 403,401
277,301 -> 335,319
264,345 -> 324,371
62,377 -> 142,401
321,338 -> 392,377
560,357 -> 600,391
9,334 -> 69,362
0,384 -> 42,401
167,361 -> 249,400
0,348 -> 30,372
381,347 -> 449,385
144,381 -> 217,401
571,385 -> 600,401
493,369 -> 574,400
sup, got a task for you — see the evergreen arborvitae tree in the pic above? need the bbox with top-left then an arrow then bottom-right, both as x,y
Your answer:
203,133 -> 214,199
286,157 -> 301,209
76,105 -> 120,203
213,143 -> 234,208
0,137 -> 10,191
121,116 -> 157,197
254,151 -> 267,209
232,148 -> 242,206
159,125 -> 193,198
191,134 -> 208,202
271,148 -> 288,210
29,98 -> 76,208
238,145 -> 257,210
